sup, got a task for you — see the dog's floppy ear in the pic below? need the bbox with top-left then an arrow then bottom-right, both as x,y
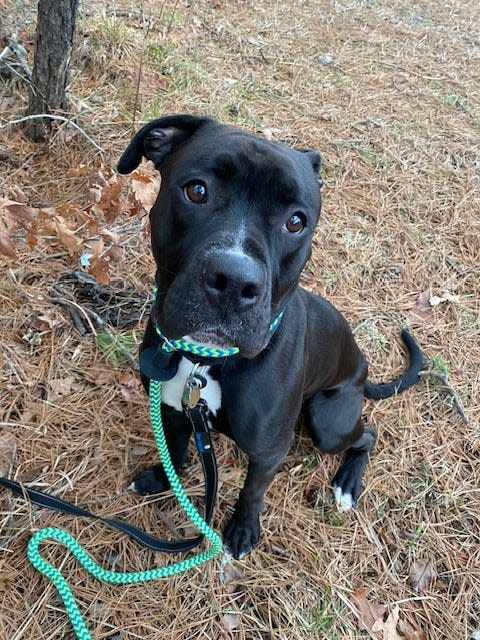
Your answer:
117,114 -> 213,174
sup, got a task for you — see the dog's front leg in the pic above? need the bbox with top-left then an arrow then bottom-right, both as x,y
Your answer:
223,450 -> 288,559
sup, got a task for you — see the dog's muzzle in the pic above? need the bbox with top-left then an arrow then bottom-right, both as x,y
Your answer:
201,250 -> 267,315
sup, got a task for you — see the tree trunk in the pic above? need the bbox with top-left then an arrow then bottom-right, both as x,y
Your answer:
26,0 -> 79,141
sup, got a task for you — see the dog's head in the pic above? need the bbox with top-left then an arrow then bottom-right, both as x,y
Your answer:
118,115 -> 322,358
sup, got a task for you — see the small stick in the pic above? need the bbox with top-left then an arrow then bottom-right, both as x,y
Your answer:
419,370 -> 468,424
0,115 -> 104,152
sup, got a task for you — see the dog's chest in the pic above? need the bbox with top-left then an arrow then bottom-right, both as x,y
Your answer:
160,357 -> 222,415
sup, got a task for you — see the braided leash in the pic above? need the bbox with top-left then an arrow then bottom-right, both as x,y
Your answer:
20,292 -> 284,638
26,378 -> 223,640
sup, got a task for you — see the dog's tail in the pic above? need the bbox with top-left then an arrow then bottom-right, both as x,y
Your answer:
364,329 -> 424,400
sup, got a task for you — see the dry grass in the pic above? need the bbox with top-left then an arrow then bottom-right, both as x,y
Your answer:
1,0 -> 479,638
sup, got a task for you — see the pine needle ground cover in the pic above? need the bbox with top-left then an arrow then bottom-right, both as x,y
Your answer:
0,1 -> 478,638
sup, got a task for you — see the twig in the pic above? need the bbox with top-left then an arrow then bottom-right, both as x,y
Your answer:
419,370 -> 468,424
48,293 -> 139,371
47,293 -> 97,334
0,114 -> 104,152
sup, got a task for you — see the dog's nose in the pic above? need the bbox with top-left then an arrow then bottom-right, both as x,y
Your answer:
203,252 -> 265,312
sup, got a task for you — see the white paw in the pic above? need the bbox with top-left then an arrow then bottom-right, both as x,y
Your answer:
333,485 -> 353,512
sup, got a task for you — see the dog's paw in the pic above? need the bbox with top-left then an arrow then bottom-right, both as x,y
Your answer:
331,454 -> 365,511
223,512 -> 260,559
131,465 -> 170,495
332,484 -> 354,512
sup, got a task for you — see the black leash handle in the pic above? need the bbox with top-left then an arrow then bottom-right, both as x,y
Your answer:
0,401 -> 217,554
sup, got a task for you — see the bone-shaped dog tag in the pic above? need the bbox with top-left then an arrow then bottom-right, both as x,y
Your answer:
182,374 -> 202,408
182,370 -> 207,409
183,384 -> 201,409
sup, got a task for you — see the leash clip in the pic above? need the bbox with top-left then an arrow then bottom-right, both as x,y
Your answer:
182,364 -> 207,409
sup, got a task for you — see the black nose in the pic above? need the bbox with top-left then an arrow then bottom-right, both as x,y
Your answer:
203,252 -> 265,312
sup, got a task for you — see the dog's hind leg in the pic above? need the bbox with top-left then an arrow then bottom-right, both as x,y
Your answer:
331,426 -> 376,511
304,387 -> 376,510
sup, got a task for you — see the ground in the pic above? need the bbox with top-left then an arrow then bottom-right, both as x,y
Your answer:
0,1 -> 479,638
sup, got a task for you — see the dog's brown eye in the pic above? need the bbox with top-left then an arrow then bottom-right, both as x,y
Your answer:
285,213 -> 306,234
184,181 -> 207,204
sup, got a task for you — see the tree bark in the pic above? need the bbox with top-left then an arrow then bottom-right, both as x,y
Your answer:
26,0 -> 79,141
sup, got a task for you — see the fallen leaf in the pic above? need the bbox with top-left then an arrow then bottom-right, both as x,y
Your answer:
120,386 -> 137,401
37,310 -> 63,329
222,612 -> 240,631
372,604 -> 402,640
398,616 -> 427,640
99,228 -> 120,244
131,171 -> 158,211
89,254 -> 111,284
119,371 -> 137,387
93,177 -> 126,222
48,377 -> 80,399
220,556 -> 244,596
65,163 -> 91,178
21,400 -> 46,423
104,244 -> 123,263
350,588 -> 387,632
409,558 -> 436,592
82,366 -> 116,385
0,220 -> 17,258
3,200 -> 38,224
406,289 -> 432,326
130,446 -> 150,456
7,186 -> 28,203
54,219 -> 83,254
0,571 -> 17,584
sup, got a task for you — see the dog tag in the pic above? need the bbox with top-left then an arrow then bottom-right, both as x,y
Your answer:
181,371 -> 207,409
182,384 -> 201,409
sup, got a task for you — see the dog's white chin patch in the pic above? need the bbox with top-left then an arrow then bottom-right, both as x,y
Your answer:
333,485 -> 353,512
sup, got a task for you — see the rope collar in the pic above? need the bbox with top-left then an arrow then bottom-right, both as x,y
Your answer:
151,284 -> 283,360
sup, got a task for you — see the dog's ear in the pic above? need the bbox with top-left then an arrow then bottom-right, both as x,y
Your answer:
296,148 -> 321,174
117,115 -> 213,174
297,148 -> 323,187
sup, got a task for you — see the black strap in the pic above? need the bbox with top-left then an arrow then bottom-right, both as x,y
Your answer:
0,400 -> 217,553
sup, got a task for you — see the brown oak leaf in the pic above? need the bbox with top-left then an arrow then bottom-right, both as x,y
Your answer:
409,558 -> 436,592
406,288 -> 432,326
93,177 -> 127,222
54,219 -> 83,254
398,616 -> 427,640
0,220 -> 17,258
372,604 -> 403,640
350,588 -> 387,632
131,170 -> 158,211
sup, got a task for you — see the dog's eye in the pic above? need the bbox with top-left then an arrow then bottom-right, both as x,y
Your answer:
285,213 -> 306,234
184,181 -> 208,204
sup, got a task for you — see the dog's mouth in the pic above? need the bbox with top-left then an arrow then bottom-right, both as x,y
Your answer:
187,330 -> 236,351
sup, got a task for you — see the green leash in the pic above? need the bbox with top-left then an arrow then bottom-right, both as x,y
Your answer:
8,295 -> 284,638
25,378 -> 223,640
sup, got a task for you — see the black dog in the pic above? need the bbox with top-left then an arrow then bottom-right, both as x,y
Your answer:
118,115 -> 423,559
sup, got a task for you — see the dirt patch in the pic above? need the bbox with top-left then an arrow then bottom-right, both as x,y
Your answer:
1,0 -> 479,638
